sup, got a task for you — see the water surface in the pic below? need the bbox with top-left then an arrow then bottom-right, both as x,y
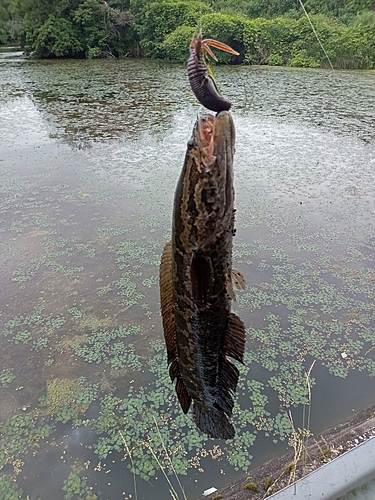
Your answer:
1,56 -> 375,499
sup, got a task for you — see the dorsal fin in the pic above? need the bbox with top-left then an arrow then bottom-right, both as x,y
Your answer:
159,242 -> 177,365
159,241 -> 192,413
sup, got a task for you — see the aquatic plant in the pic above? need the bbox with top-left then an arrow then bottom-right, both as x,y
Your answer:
71,326 -> 141,368
1,307 -> 66,347
0,369 -> 16,387
0,473 -> 25,500
33,336 -> 49,351
0,414 -> 55,470
45,377 -> 98,424
62,461 -> 97,500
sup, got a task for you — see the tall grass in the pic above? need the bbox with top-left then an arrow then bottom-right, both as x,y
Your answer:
120,414 -> 188,500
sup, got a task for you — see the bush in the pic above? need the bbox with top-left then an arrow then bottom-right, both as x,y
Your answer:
138,1 -> 212,57
267,53 -> 283,65
289,49 -> 320,67
163,25 -> 196,62
200,12 -> 244,63
25,15 -> 82,57
327,23 -> 375,68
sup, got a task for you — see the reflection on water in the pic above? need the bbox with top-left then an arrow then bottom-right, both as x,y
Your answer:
0,55 -> 375,499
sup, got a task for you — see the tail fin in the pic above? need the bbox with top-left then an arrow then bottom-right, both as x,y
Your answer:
193,402 -> 235,440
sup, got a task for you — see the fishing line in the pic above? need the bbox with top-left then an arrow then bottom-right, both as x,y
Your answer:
297,0 -> 334,71
198,0 -> 203,34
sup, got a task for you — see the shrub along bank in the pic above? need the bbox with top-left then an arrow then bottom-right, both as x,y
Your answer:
1,0 -> 374,68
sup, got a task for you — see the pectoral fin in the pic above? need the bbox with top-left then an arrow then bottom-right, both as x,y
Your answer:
231,269 -> 246,290
226,269 -> 246,301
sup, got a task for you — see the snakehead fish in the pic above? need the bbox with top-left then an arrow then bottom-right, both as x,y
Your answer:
159,111 -> 245,439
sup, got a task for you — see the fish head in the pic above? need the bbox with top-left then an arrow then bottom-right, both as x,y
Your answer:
183,110 -> 235,242
192,111 -> 235,169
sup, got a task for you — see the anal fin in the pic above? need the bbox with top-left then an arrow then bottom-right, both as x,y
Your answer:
223,312 -> 246,363
213,313 -> 245,421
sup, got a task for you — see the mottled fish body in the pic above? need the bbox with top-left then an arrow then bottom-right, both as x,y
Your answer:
160,111 -> 245,439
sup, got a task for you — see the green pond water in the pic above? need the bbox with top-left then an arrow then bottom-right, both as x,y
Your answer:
0,52 -> 375,500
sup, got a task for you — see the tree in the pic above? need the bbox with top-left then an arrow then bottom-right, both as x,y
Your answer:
0,0 -> 23,44
24,14 -> 82,57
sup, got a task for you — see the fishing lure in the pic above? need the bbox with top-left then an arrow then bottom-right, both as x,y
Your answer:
188,30 -> 239,113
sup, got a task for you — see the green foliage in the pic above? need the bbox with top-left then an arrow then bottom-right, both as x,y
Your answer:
204,0 -> 299,18
71,325 -> 142,368
18,0 -> 135,56
163,25 -> 196,62
5,0 -> 375,66
326,21 -> 375,68
0,414 -> 55,470
62,461 -> 97,500
0,473 -> 25,500
267,53 -> 283,65
73,0 -> 111,57
0,0 -> 23,44
289,49 -> 320,68
24,15 -> 82,57
0,369 -> 16,388
1,307 -> 66,347
304,0 -> 375,19
137,1 -> 211,57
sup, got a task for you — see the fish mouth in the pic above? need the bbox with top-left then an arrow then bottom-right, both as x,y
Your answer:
213,110 -> 235,159
195,111 -> 235,169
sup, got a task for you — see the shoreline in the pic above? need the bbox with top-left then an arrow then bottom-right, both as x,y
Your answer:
208,404 -> 375,499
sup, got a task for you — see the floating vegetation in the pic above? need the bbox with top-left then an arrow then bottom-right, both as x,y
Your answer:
0,413 -> 55,472
1,307 -> 66,346
47,378 -> 84,412
62,461 -> 97,500
71,326 -> 141,368
0,369 -> 16,387
114,238 -> 161,270
0,473 -> 25,500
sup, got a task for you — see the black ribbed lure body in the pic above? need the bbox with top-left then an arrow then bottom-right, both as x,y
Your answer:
188,34 -> 232,113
